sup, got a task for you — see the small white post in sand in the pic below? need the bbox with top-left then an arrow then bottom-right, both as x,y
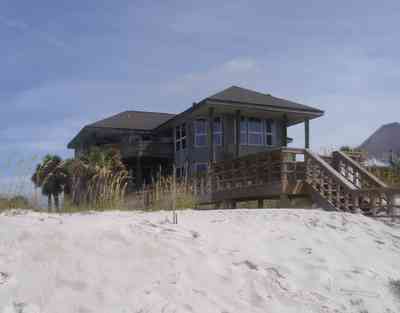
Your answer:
172,164 -> 178,224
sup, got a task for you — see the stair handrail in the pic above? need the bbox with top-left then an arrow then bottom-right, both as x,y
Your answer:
305,150 -> 357,191
306,150 -> 399,215
333,150 -> 388,188
305,150 -> 362,211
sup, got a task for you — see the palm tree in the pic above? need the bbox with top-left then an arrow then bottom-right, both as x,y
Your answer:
32,155 -> 68,212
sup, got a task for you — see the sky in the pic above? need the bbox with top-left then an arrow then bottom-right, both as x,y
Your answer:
1,0 -> 400,194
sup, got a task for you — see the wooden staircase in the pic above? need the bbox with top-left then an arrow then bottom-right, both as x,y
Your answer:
197,147 -> 400,216
305,150 -> 400,217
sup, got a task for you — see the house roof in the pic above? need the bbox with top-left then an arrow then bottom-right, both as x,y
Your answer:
156,86 -> 324,130
68,86 -> 324,149
206,86 -> 323,113
87,111 -> 176,130
67,111 -> 175,148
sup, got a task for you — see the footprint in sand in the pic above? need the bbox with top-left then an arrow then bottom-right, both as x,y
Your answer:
233,260 -> 259,271
2,302 -> 41,313
0,272 -> 9,285
190,230 -> 200,239
300,247 -> 312,255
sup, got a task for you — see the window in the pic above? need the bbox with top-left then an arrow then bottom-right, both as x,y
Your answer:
195,163 -> 208,174
265,120 -> 274,146
235,116 -> 276,146
194,119 -> 207,146
175,123 -> 186,151
213,117 -> 223,145
175,166 -> 187,178
175,126 -> 180,151
240,117 -> 247,144
248,118 -> 263,145
181,123 -> 187,149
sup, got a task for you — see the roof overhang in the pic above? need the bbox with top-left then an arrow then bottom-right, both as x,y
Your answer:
156,99 -> 323,130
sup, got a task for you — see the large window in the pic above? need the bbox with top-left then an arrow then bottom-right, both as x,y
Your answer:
194,118 -> 223,146
248,118 -> 263,145
175,123 -> 186,151
194,119 -> 207,146
236,117 -> 275,146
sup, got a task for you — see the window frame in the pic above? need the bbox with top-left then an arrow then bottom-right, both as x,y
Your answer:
175,123 -> 187,152
212,116 -> 223,146
265,119 -> 274,147
247,117 -> 264,146
235,116 -> 276,147
194,119 -> 208,147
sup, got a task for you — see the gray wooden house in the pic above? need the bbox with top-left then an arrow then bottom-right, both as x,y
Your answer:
68,86 -> 323,188
68,86 -> 400,215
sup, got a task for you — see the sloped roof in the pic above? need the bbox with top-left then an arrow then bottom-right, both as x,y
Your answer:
88,111 -> 175,130
155,86 -> 324,130
206,86 -> 323,113
67,111 -> 175,149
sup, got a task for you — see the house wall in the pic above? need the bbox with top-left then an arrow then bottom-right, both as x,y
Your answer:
173,113 -> 285,175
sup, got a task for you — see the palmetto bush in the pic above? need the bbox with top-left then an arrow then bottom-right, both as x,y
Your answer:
30,148 -> 128,211
65,147 -> 128,210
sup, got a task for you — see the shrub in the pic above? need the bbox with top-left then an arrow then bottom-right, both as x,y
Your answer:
0,195 -> 33,211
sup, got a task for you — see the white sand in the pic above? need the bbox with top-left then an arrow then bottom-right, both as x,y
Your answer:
0,209 -> 400,313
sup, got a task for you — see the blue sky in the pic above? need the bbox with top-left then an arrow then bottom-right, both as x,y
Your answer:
1,0 -> 400,193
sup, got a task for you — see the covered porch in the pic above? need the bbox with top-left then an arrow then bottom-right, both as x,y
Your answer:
189,100 -> 318,163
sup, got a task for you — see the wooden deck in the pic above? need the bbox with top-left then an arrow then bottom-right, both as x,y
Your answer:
195,147 -> 400,217
196,147 -> 308,204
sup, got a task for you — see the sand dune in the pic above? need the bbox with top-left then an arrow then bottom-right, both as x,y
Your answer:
0,209 -> 400,313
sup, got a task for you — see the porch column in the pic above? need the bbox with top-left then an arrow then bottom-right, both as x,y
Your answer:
208,107 -> 214,162
282,114 -> 288,147
305,119 -> 310,149
235,109 -> 241,158
136,156 -> 143,187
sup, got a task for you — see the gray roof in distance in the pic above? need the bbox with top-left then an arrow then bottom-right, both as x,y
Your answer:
207,86 -> 323,113
359,122 -> 400,160
88,111 -> 175,130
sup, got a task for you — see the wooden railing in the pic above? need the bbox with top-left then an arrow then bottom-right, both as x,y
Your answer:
305,150 -> 358,211
124,146 -> 400,216
353,187 -> 400,216
208,148 -> 306,194
305,150 -> 400,215
332,150 -> 387,189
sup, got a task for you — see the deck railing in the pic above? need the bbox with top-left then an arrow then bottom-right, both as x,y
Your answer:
305,150 -> 400,215
208,147 -> 307,194
332,150 -> 387,189
305,150 -> 358,211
